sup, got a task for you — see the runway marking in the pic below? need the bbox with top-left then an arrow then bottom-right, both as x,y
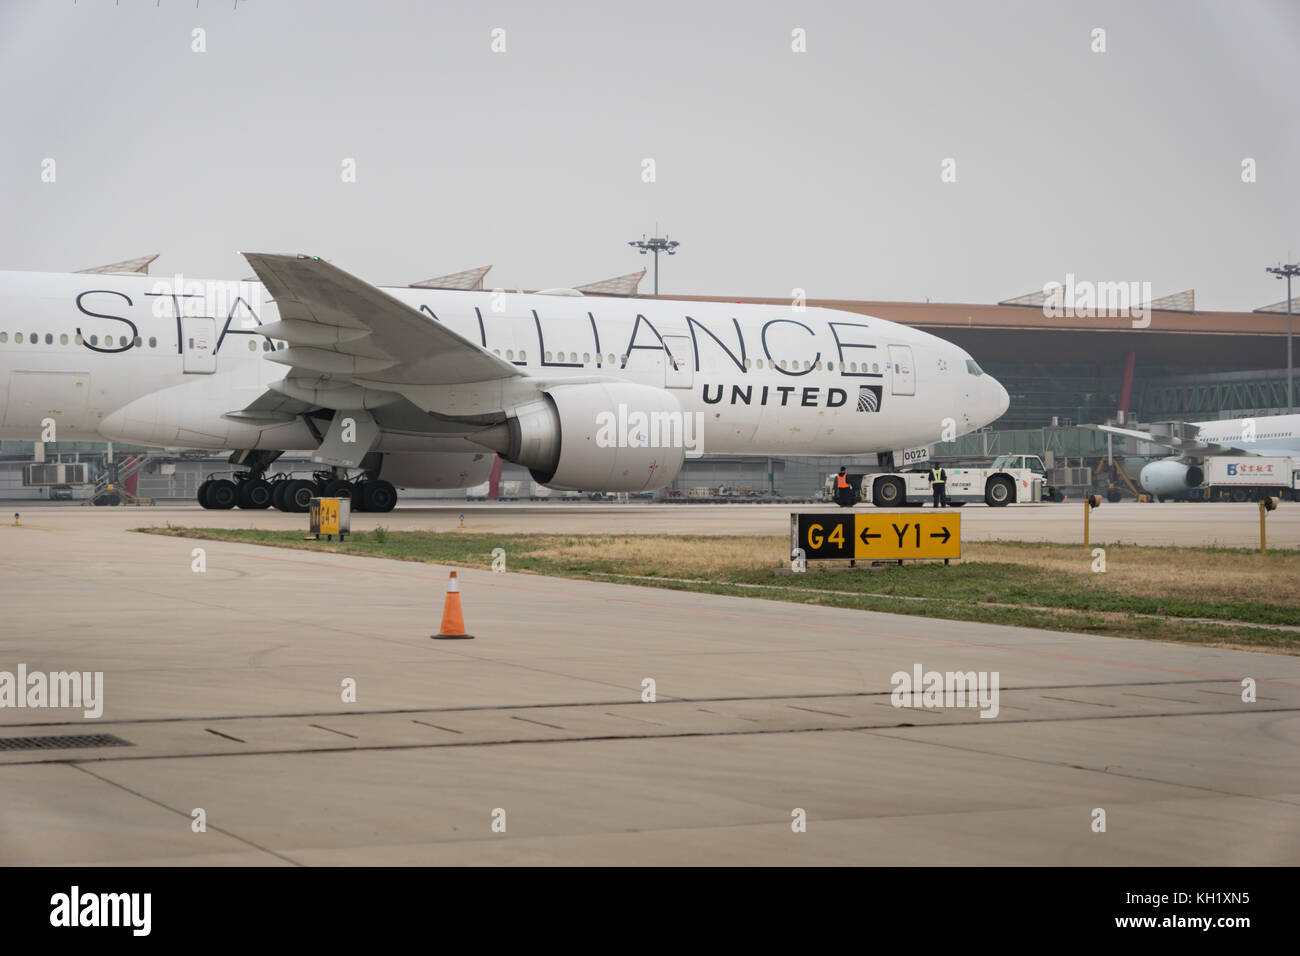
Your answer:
510,715 -> 565,730
309,723 -> 358,739
1123,692 -> 1201,704
1197,687 -> 1277,701
787,705 -> 853,718
1040,695 -> 1117,707
411,719 -> 462,734
204,728 -> 246,743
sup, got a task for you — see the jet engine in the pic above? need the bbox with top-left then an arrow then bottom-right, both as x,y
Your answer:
472,383 -> 690,491
1139,458 -> 1205,498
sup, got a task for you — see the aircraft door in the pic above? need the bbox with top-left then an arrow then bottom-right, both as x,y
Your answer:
663,335 -> 693,388
182,317 -> 217,374
888,344 -> 914,396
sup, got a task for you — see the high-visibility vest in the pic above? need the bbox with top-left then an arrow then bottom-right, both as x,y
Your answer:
931,468 -> 945,483
836,474 -> 850,489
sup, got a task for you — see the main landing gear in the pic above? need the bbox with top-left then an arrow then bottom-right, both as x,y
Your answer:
196,469 -> 397,512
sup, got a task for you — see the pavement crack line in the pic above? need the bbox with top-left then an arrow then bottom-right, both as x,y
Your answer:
0,678 -> 1269,730
9,705 -> 1297,768
66,764 -> 303,866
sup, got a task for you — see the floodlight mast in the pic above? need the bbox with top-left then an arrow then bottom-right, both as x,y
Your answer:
1266,261 -> 1299,414
627,233 -> 679,297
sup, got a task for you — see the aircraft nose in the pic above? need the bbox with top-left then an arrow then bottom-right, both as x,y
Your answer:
991,377 -> 1009,418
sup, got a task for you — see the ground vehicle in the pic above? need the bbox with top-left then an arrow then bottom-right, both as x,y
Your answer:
839,454 -> 1051,508
1195,456 -> 1298,502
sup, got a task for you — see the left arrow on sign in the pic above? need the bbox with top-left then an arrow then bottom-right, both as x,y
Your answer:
860,527 -> 881,544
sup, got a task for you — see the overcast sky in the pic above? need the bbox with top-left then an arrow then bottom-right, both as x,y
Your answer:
1,0 -> 1297,311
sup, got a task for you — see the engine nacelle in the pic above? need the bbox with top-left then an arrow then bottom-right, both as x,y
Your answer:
474,383 -> 687,491
373,451 -> 494,489
1140,458 -> 1205,497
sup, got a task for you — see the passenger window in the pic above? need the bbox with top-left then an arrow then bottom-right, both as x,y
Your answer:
133,336 -> 142,347
148,337 -> 156,347
583,353 -> 590,363
119,336 -> 128,347
45,333 -> 53,344
90,335 -> 98,345
248,340 -> 257,351
60,333 -> 69,345
0,332 -> 7,343
15,333 -> 23,343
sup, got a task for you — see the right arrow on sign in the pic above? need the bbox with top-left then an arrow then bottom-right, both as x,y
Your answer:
930,527 -> 952,544
860,527 -> 882,544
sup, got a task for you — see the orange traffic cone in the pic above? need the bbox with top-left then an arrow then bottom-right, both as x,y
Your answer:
432,571 -> 475,640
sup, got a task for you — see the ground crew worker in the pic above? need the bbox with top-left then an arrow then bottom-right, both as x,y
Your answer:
929,464 -> 948,507
835,467 -> 853,507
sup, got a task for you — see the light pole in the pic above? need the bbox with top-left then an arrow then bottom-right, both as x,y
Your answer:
1266,262 -> 1299,414
628,232 -> 679,297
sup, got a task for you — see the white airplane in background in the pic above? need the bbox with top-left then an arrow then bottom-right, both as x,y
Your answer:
0,254 -> 1009,511
1096,414 -> 1300,497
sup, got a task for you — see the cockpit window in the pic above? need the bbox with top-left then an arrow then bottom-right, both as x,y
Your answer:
965,359 -> 984,376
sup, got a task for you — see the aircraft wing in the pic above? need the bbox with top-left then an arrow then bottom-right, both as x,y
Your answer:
244,253 -> 522,386
225,253 -> 524,422
1088,423 -> 1251,456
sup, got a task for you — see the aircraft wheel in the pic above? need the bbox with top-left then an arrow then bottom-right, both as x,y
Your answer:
270,480 -> 290,511
238,479 -> 273,509
352,481 -> 370,512
196,479 -> 214,509
207,479 -> 238,510
1106,488 -> 1121,503
321,479 -> 353,499
282,480 -> 316,513
362,479 -> 397,513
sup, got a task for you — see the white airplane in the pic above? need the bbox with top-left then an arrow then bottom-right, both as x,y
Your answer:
0,254 -> 1009,511
1096,414 -> 1300,497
